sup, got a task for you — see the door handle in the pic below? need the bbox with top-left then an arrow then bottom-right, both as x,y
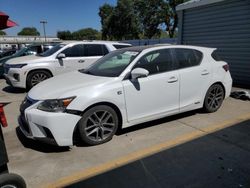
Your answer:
167,76 -> 178,83
201,70 -> 209,75
78,60 -> 85,63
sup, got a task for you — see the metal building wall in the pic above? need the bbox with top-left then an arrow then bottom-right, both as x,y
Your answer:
178,0 -> 250,87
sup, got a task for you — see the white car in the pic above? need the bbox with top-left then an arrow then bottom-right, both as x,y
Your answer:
3,41 -> 131,89
19,45 -> 232,146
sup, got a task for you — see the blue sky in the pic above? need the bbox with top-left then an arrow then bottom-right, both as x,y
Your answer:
0,0 -> 117,36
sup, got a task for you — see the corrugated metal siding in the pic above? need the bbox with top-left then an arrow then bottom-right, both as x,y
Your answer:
180,0 -> 250,87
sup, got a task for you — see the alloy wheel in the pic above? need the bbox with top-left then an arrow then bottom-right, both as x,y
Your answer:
31,73 -> 49,86
84,110 -> 116,142
207,85 -> 224,110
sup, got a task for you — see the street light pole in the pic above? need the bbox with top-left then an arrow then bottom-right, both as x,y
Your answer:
40,20 -> 47,43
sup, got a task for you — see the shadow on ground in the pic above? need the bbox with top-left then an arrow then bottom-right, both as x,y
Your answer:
75,110 -> 198,147
15,127 -> 70,153
66,120 -> 250,188
117,110 -> 197,135
2,86 -> 26,94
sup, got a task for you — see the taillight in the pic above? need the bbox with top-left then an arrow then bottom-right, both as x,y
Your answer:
0,104 -> 8,127
223,64 -> 229,72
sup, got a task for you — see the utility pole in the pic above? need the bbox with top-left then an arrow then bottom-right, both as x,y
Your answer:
40,20 -> 47,42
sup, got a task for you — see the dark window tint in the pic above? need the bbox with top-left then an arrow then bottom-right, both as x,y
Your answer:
134,49 -> 173,75
84,44 -> 106,56
211,50 -> 221,61
29,46 -> 42,53
113,44 -> 131,49
174,49 -> 203,68
102,45 -> 109,55
61,44 -> 84,57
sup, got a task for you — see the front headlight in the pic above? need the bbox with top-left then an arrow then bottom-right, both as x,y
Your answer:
37,97 -> 75,112
6,64 -> 27,68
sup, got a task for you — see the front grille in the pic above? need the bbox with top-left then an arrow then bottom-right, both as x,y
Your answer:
4,67 -> 9,74
19,115 -> 30,134
19,97 -> 38,135
20,96 -> 38,114
3,64 -> 10,74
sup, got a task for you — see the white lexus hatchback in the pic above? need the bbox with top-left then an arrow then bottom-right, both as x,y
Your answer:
19,45 -> 232,146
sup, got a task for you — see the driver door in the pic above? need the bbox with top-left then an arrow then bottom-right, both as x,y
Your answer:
122,49 -> 179,123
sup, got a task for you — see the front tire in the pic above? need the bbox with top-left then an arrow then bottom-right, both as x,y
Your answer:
203,84 -> 225,113
26,70 -> 52,90
0,173 -> 26,188
78,105 -> 119,145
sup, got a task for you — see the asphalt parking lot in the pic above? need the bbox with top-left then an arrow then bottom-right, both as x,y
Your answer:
0,78 -> 250,188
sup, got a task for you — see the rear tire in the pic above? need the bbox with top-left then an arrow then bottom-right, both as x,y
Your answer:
203,84 -> 224,113
78,105 -> 118,145
26,70 -> 52,90
0,173 -> 26,188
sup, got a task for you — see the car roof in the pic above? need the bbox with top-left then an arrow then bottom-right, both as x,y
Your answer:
118,44 -> 216,52
61,40 -> 131,45
26,43 -> 60,47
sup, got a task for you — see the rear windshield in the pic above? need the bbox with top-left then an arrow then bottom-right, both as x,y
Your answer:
211,50 -> 221,61
113,44 -> 131,49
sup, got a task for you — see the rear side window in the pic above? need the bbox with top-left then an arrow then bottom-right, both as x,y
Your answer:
174,48 -> 203,69
84,44 -> 108,56
62,44 -> 84,57
113,44 -> 131,49
211,50 -> 221,61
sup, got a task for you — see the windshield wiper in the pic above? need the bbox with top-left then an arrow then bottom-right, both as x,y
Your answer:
79,69 -> 94,75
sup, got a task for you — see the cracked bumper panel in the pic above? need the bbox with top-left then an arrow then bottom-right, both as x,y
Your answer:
20,108 -> 81,146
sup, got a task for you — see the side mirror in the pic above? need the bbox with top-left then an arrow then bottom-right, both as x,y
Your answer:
131,68 -> 149,80
57,53 -> 66,59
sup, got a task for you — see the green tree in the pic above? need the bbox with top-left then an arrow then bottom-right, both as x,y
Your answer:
134,0 -> 166,39
163,0 -> 185,38
99,0 -> 185,39
99,3 -> 114,40
57,28 -> 101,40
0,30 -> 6,35
57,30 -> 73,40
112,0 -> 140,40
72,28 -> 101,40
99,0 -> 140,40
17,27 -> 40,36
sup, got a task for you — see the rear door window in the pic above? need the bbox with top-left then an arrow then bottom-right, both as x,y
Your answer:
84,44 -> 107,56
174,48 -> 203,69
113,44 -> 131,49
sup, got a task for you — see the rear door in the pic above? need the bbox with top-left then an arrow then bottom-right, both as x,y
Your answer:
55,44 -> 85,74
173,48 -> 212,112
81,44 -> 109,68
55,44 -> 109,74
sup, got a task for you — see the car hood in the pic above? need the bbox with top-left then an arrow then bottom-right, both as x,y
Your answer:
28,71 -> 114,100
5,55 -> 44,65
0,55 -> 12,64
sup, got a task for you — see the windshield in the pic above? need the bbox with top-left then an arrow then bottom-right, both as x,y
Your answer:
38,44 -> 65,57
13,47 -> 27,56
80,50 -> 140,77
